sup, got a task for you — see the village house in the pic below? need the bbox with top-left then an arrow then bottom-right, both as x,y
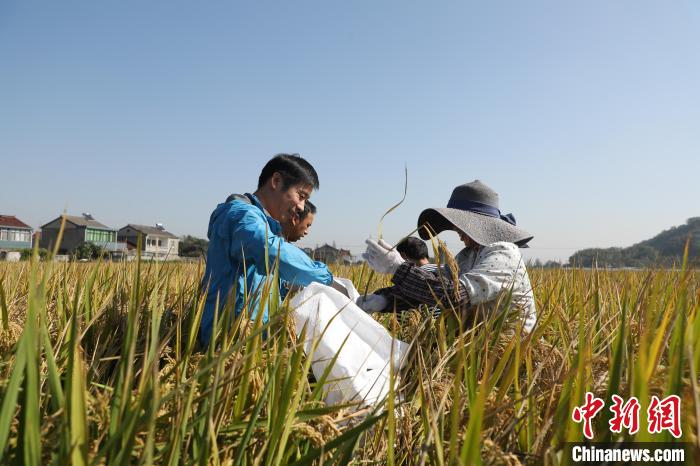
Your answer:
39,213 -> 125,256
310,244 -> 353,264
0,215 -> 33,261
117,224 -> 179,260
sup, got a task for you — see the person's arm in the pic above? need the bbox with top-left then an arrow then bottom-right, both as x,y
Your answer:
233,209 -> 333,287
278,242 -> 334,286
373,285 -> 422,312
390,262 -> 469,308
458,243 -> 521,304
392,243 -> 525,308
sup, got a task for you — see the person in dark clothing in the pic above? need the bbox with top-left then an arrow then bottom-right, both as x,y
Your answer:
396,236 -> 429,266
282,200 -> 316,242
357,180 -> 537,332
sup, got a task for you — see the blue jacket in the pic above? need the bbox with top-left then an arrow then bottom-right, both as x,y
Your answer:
198,193 -> 333,345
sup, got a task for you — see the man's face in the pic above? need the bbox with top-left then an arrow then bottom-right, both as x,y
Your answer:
285,212 -> 314,242
269,174 -> 312,224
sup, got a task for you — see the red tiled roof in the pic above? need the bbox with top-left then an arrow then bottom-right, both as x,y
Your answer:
0,215 -> 32,229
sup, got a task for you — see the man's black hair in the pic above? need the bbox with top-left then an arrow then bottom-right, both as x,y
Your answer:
396,237 -> 429,261
258,153 -> 320,190
299,200 -> 317,221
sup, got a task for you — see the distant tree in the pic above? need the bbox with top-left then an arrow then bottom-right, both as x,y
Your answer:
569,247 -> 623,267
568,217 -> 700,268
19,248 -> 50,261
621,244 -> 658,267
73,242 -> 103,260
543,260 -> 562,268
179,235 -> 208,258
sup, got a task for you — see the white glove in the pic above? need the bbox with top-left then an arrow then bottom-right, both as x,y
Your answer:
362,238 -> 405,274
356,294 -> 389,312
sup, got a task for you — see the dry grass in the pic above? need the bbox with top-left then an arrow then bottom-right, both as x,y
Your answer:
0,257 -> 698,465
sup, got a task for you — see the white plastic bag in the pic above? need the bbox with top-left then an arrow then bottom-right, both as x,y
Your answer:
290,278 -> 409,406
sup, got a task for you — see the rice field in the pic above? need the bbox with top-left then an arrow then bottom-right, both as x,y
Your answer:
0,251 -> 698,464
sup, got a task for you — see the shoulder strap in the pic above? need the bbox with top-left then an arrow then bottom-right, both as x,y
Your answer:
225,193 -> 251,204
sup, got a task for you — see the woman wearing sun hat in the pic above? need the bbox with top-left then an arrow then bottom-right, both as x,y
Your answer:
359,180 -> 537,333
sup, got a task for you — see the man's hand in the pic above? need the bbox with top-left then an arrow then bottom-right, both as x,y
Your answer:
356,293 -> 389,312
362,238 -> 405,274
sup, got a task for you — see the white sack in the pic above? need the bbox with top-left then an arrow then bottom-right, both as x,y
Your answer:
290,279 -> 409,406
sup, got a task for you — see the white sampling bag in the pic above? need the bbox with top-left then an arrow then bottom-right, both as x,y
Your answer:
290,278 -> 409,406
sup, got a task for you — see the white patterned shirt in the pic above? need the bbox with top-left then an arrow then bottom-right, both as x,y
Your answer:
388,241 -> 537,332
454,242 -> 537,332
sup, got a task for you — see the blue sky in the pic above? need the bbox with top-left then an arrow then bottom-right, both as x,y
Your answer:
1,1 -> 699,262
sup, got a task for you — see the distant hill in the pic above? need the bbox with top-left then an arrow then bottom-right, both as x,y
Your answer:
569,217 -> 700,268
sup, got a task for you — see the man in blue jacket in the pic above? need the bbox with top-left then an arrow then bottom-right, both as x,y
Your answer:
199,154 -> 333,346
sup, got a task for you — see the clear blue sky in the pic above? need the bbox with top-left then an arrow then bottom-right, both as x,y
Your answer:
2,1 -> 699,262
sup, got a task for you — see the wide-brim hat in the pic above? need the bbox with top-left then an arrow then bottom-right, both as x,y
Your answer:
417,180 -> 533,247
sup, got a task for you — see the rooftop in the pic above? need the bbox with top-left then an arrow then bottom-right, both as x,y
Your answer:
0,215 -> 32,229
43,215 -> 114,230
122,224 -> 178,239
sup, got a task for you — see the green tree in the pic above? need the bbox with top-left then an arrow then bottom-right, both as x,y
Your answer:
543,260 -> 562,268
568,217 -> 700,268
179,235 -> 208,258
19,248 -> 50,261
73,242 -> 104,260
